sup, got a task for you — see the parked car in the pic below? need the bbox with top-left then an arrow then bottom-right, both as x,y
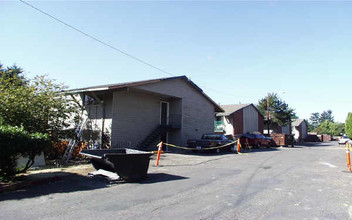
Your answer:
240,133 -> 274,148
339,135 -> 351,145
187,133 -> 234,152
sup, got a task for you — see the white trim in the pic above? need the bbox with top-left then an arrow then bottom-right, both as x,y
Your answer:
160,101 -> 169,125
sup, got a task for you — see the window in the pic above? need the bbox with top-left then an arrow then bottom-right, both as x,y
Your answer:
84,94 -> 103,106
215,116 -> 223,121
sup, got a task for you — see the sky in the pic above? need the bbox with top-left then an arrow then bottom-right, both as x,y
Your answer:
1,1 -> 351,123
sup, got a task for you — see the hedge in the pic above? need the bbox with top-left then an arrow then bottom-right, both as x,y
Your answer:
0,124 -> 50,181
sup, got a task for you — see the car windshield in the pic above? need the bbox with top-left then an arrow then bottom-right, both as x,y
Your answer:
242,133 -> 255,139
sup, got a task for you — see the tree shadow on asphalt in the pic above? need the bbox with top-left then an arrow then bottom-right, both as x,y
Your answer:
0,172 -> 188,201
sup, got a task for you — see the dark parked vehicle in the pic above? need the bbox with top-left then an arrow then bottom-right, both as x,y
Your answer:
187,133 -> 234,152
240,133 -> 274,148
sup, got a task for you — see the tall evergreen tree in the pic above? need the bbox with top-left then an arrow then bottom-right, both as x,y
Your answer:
320,110 -> 334,123
257,93 -> 296,132
309,112 -> 320,130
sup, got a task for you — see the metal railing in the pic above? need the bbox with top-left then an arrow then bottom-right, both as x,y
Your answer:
167,114 -> 182,129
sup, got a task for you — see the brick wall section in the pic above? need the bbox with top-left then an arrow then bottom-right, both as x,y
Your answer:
298,125 -> 303,142
233,109 -> 243,136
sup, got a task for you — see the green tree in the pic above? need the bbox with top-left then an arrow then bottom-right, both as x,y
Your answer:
309,112 -> 320,130
320,110 -> 334,123
346,113 -> 352,139
315,121 -> 344,136
0,73 -> 79,137
0,62 -> 80,178
306,120 -> 314,132
334,122 -> 345,136
0,63 -> 27,87
257,93 -> 297,131
309,110 -> 336,133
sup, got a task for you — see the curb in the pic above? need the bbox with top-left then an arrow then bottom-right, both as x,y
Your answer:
0,176 -> 63,193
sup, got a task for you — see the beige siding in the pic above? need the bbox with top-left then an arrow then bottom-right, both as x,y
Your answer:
135,78 -> 215,146
293,127 -> 300,140
302,123 -> 307,139
243,105 -> 259,133
224,115 -> 234,135
168,99 -> 182,147
111,90 -> 161,148
281,125 -> 290,135
74,78 -> 217,149
104,93 -> 113,119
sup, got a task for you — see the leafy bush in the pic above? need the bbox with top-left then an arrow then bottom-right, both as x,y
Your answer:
47,141 -> 87,160
346,113 -> 352,139
315,121 -> 345,136
0,124 -> 50,181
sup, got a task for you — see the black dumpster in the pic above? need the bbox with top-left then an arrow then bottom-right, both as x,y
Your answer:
80,148 -> 153,181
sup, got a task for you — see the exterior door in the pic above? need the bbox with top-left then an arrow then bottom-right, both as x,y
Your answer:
160,101 -> 169,151
160,101 -> 169,125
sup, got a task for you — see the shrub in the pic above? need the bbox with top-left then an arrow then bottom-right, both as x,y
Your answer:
47,141 -> 87,160
346,113 -> 352,139
0,124 -> 50,181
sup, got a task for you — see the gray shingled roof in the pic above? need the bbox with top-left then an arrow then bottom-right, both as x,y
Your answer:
220,104 -> 251,115
292,119 -> 306,126
68,76 -> 187,92
67,75 -> 224,112
216,103 -> 265,117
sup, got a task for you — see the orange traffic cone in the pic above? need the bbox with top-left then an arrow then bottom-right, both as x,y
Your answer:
155,141 -> 163,166
346,143 -> 351,172
237,140 -> 241,153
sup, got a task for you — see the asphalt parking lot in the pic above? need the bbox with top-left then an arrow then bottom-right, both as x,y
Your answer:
1,142 -> 352,219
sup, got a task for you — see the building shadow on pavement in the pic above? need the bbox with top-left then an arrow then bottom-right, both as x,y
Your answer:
296,142 -> 338,148
0,171 -> 189,201
0,172 -> 110,201
138,173 -> 188,184
169,147 -> 282,156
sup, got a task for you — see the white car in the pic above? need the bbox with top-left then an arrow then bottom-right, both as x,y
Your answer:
339,136 -> 351,145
